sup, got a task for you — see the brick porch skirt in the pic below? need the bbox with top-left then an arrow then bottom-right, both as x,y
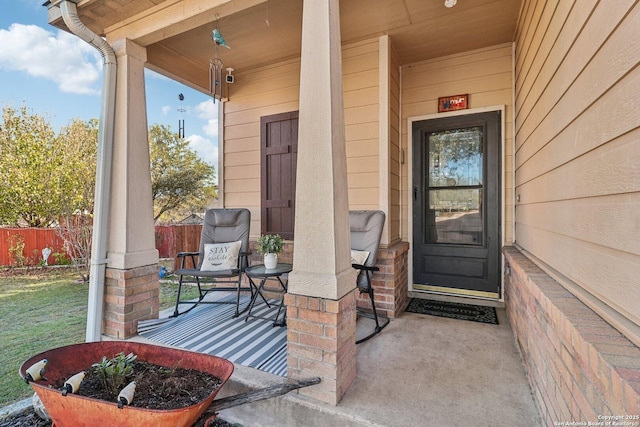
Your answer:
356,241 -> 410,318
503,246 -> 640,425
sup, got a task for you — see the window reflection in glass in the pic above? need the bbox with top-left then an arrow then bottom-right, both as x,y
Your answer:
426,189 -> 483,245
425,126 -> 484,246
428,127 -> 483,187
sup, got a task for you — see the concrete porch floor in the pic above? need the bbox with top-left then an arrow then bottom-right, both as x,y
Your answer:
131,304 -> 542,426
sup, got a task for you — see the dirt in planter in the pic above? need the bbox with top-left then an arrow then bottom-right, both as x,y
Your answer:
0,359 -> 238,427
75,360 -> 223,410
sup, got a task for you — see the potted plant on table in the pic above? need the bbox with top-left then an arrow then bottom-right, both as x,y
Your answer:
256,234 -> 283,269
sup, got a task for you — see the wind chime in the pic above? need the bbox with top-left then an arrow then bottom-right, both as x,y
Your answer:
209,17 -> 230,103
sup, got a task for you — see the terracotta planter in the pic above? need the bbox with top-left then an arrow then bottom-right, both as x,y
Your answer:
20,341 -> 234,427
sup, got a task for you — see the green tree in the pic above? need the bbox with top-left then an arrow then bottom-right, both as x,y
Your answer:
0,106 -> 97,226
149,124 -> 217,222
54,118 -> 98,281
0,107 -> 215,227
56,118 -> 99,214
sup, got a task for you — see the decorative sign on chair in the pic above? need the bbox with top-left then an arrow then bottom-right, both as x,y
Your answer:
438,94 -> 469,112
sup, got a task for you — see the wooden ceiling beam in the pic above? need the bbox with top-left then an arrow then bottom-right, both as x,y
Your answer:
104,0 -> 267,45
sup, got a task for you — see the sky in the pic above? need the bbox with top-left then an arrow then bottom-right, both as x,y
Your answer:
0,0 -> 219,169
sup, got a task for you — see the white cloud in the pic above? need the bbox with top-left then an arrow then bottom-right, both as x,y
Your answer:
188,101 -> 219,171
194,100 -> 218,138
187,133 -> 218,169
161,105 -> 171,115
0,24 -> 101,95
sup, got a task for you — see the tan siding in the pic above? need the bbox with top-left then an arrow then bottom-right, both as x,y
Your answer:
225,151 -> 259,167
222,39 -> 382,236
402,73 -> 512,105
516,1 -> 636,158
349,172 -> 379,189
516,223 -> 640,317
513,0 -> 557,85
401,44 -> 515,244
225,97 -> 299,126
345,122 -> 379,141
343,69 -> 378,91
225,165 -> 259,180
224,178 -> 260,193
344,39 -> 380,212
344,87 -> 378,109
348,188 -> 379,207
519,130 -> 640,204
346,139 -> 378,157
223,137 -> 256,154
404,47 -> 512,84
519,194 -> 640,258
343,51 -> 378,76
224,122 -> 259,140
347,156 -> 378,173
342,39 -> 379,58
514,0 -> 640,341
514,0 -> 575,117
344,104 -> 379,125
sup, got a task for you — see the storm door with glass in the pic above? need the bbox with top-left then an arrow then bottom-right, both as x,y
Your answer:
412,111 -> 501,297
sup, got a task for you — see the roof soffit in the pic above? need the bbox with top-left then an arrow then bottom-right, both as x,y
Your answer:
47,0 -> 522,92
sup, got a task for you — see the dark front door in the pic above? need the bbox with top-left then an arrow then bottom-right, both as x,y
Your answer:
412,111 -> 501,297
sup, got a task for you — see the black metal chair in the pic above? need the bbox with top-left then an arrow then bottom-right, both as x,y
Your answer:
350,210 -> 390,344
171,208 -> 252,318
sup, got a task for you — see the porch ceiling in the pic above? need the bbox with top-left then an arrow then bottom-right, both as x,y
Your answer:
48,0 -> 521,93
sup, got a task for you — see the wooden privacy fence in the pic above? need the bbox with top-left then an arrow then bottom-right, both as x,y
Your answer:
155,224 -> 202,270
0,228 -> 67,266
0,224 -> 203,268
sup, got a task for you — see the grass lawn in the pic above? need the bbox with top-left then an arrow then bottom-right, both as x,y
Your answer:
0,267 -> 199,407
0,269 -> 87,407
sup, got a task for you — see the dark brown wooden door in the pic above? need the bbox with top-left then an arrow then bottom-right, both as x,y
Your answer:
261,111 -> 298,239
412,111 -> 501,297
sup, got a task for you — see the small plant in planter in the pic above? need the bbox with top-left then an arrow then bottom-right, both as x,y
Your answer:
91,351 -> 137,396
256,234 -> 283,269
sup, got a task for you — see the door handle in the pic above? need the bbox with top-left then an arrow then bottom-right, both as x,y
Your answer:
413,186 -> 418,201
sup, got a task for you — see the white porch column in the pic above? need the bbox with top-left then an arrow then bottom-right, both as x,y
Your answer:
103,39 -> 159,338
285,0 -> 358,405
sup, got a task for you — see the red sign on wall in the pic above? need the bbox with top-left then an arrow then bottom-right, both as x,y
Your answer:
438,94 -> 469,112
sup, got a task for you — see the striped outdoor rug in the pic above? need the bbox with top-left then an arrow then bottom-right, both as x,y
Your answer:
137,294 -> 287,376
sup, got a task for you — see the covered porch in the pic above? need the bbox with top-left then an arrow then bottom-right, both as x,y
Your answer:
45,0 -> 640,423
127,291 -> 541,426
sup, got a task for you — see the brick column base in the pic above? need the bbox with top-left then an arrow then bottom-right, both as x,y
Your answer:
103,264 -> 160,339
284,289 -> 357,405
504,246 -> 640,424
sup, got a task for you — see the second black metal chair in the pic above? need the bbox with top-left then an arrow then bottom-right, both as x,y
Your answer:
350,210 -> 390,344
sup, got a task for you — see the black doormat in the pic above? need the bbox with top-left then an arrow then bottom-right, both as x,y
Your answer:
405,298 -> 499,325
